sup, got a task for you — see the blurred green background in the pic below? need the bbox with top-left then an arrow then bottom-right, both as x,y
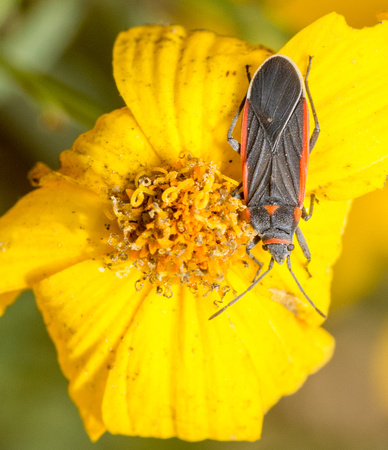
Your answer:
1,1 -> 388,449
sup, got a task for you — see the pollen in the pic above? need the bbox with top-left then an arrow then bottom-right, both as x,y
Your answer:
105,154 -> 256,298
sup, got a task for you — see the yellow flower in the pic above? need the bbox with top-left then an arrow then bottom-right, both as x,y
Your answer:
1,13 -> 388,442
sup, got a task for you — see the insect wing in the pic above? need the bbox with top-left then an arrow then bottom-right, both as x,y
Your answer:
241,55 -> 310,208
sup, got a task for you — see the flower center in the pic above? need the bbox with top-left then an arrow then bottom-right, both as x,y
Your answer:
105,154 -> 256,299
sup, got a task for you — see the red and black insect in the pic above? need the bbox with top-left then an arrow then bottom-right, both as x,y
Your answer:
210,54 -> 325,319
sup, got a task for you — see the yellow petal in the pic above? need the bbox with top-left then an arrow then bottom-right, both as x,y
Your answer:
279,13 -> 388,200
34,257 -> 333,441
59,108 -> 162,193
113,25 -> 272,180
0,290 -> 22,316
103,285 -> 333,441
34,259 -> 152,441
0,181 -> 112,292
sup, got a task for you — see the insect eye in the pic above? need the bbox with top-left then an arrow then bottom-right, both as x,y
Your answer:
262,244 -> 268,251
287,244 -> 295,251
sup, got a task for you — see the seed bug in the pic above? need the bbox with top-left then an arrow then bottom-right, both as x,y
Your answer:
210,54 -> 325,319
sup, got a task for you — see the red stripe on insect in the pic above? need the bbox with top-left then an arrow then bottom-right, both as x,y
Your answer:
263,238 -> 292,245
293,207 -> 302,222
240,100 -> 250,202
264,205 -> 280,215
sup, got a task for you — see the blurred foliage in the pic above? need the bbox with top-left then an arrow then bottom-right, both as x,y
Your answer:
261,0 -> 388,33
332,184 -> 388,308
0,0 -> 289,213
1,1 -> 388,449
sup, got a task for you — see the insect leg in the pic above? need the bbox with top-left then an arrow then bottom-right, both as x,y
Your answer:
295,227 -> 311,262
209,258 -> 274,320
299,194 -> 315,276
305,56 -> 320,152
302,194 -> 316,221
232,182 -> 244,199
246,235 -> 263,282
245,64 -> 252,82
227,94 -> 247,154
286,256 -> 326,318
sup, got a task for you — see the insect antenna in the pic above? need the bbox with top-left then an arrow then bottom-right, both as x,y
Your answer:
286,256 -> 326,318
209,258 -> 275,320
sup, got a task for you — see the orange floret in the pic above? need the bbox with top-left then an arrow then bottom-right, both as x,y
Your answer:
105,154 -> 256,298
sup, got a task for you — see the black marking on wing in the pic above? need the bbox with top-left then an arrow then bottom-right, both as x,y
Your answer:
245,100 -> 306,207
248,56 -> 303,147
